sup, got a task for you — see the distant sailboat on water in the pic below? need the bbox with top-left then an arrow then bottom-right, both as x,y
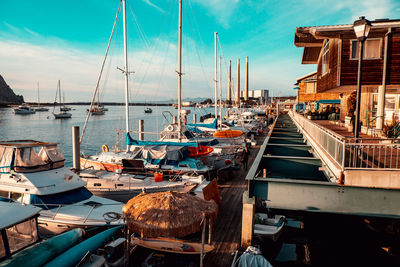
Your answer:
53,80 -> 72,119
35,81 -> 49,111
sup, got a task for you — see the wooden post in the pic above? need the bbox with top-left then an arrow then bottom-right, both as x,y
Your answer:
72,126 -> 80,170
193,114 -> 197,123
139,120 -> 144,141
241,191 -> 255,248
200,215 -> 206,267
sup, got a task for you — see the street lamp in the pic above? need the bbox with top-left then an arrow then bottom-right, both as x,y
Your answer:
353,16 -> 371,138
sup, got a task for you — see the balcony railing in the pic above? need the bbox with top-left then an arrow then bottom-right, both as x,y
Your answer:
289,111 -> 400,171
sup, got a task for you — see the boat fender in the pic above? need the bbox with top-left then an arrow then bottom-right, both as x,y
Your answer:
102,144 -> 109,152
167,125 -> 174,131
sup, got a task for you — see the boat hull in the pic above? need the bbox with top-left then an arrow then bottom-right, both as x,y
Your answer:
80,157 -> 123,172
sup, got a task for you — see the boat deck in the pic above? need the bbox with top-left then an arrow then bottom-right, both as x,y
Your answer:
204,133 -> 266,267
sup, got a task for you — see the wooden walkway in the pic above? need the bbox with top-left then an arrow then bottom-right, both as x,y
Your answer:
204,133 -> 266,267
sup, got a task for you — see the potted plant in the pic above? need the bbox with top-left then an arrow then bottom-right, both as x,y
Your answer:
344,91 -> 356,130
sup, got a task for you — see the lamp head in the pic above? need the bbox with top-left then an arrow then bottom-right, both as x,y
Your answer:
353,16 -> 371,41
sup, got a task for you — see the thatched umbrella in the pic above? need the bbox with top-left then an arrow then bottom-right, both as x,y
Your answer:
122,191 -> 218,238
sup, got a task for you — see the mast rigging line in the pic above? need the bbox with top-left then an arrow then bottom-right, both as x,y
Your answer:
80,1 -> 122,144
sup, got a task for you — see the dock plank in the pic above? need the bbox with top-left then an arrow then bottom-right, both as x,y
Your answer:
204,134 -> 265,267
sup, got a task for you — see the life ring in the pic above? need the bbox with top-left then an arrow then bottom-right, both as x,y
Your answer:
167,125 -> 174,132
102,144 -> 109,152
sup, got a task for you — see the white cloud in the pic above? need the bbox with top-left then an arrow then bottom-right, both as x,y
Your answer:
191,0 -> 240,28
142,0 -> 165,13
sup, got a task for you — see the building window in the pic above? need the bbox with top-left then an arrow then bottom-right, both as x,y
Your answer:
351,39 -> 381,59
305,82 -> 316,94
322,40 -> 329,75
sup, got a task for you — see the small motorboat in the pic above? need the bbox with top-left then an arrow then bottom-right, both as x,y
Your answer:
0,198 -> 83,266
14,105 -> 36,114
144,107 -> 152,113
253,213 -> 285,242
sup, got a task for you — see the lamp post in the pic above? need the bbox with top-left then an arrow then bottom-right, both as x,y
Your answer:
353,16 -> 371,138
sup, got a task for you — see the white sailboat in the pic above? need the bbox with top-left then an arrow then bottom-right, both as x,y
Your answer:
35,81 -> 49,111
53,80 -> 72,119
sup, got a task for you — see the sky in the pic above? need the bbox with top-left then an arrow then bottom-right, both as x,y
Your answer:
1,0 -> 400,103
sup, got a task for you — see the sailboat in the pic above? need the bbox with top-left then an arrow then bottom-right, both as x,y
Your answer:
60,93 -> 72,111
80,0 -> 209,187
35,81 -> 49,111
53,80 -> 72,119
87,85 -> 106,115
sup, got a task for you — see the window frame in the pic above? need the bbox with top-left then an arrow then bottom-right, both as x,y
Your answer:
321,39 -> 330,76
350,38 -> 382,60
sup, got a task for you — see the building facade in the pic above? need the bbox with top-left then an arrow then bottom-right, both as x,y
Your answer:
295,18 -> 400,131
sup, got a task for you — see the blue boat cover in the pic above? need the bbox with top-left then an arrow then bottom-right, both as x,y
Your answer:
186,118 -> 218,129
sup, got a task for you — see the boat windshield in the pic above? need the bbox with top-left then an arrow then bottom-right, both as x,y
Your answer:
0,144 -> 65,173
30,187 -> 93,210
5,218 -> 38,255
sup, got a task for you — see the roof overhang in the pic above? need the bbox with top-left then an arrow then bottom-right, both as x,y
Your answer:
295,19 -> 400,48
296,71 -> 317,84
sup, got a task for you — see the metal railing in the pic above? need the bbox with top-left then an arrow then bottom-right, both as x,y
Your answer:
290,111 -> 400,171
289,111 -> 345,167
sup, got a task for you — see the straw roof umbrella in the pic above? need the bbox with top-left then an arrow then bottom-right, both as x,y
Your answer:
122,191 -> 218,238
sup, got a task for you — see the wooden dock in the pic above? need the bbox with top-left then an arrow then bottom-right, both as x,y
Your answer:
204,133 -> 266,267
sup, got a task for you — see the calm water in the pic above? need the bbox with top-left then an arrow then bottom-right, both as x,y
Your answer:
0,105 -> 218,166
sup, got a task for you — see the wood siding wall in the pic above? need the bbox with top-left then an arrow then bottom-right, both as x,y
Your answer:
387,35 -> 400,85
315,34 -> 400,91
340,39 -> 384,86
316,39 -> 339,92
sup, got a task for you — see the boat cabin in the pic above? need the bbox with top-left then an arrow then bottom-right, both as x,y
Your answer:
0,198 -> 41,260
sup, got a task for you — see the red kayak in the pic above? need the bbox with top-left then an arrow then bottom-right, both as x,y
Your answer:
188,146 -> 213,157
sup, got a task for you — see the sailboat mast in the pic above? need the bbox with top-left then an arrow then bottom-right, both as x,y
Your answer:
122,0 -> 130,135
219,56 -> 222,129
37,82 -> 40,108
214,32 -> 218,120
177,0 -> 182,140
58,80 -> 62,111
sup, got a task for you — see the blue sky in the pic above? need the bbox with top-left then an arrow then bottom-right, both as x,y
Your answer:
1,0 -> 400,102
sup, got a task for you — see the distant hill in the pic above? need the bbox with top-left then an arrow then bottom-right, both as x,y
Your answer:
0,75 -> 24,104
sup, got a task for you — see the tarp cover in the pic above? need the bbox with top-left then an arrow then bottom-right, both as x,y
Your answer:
127,133 -> 200,148
186,118 -> 218,129
1,144 -> 65,173
0,147 -> 13,173
141,145 -> 189,164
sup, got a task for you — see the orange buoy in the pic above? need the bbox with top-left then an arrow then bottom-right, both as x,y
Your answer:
213,130 -> 243,138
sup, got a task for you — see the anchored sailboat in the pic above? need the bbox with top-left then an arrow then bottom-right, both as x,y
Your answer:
35,81 -> 49,111
52,80 -> 72,119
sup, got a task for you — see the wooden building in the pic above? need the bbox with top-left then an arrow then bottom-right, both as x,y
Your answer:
295,18 -> 400,131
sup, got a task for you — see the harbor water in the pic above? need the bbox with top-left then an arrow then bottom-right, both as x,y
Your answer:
0,105 -> 219,165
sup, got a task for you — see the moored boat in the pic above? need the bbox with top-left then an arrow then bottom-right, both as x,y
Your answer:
0,140 -> 124,235
14,105 -> 36,114
0,198 -> 84,267
253,213 -> 285,242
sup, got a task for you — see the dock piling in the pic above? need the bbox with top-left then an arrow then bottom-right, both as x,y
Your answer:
139,120 -> 144,141
72,126 -> 80,171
